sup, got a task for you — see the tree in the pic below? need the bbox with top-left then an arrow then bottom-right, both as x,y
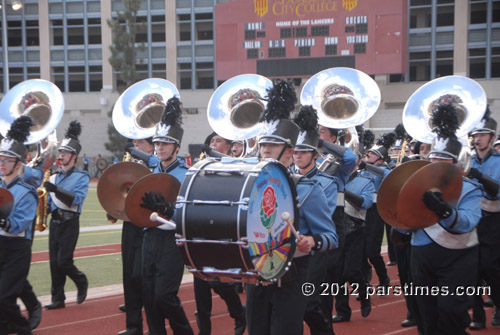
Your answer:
107,0 -> 145,90
105,0 -> 145,155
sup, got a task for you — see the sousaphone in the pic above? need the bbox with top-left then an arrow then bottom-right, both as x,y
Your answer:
207,74 -> 273,146
112,78 -> 179,139
378,75 -> 486,229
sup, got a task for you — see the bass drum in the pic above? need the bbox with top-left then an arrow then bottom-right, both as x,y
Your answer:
176,158 -> 299,284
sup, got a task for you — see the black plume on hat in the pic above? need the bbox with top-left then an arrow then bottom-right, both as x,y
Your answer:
65,120 -> 82,140
7,116 -> 33,144
0,115 -> 33,163
394,123 -> 412,144
428,100 -> 462,161
259,80 -> 300,147
293,105 -> 318,134
377,132 -> 397,150
162,97 -> 183,127
260,80 -> 297,123
153,96 -> 184,144
431,102 -> 459,140
60,120 -> 82,155
362,129 -> 375,151
293,105 -> 319,150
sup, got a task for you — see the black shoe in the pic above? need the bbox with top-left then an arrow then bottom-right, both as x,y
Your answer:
492,307 -> 500,326
401,319 -> 416,327
118,304 -> 126,313
76,274 -> 88,304
28,301 -> 42,330
332,314 -> 350,323
386,261 -> 397,266
484,297 -> 495,308
117,328 -> 142,335
234,305 -> 246,335
45,301 -> 65,309
360,297 -> 371,317
469,321 -> 485,330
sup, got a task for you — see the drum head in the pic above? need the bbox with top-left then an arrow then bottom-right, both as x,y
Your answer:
245,161 -> 298,281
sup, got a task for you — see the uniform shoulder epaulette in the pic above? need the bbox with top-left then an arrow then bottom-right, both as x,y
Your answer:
491,151 -> 500,157
18,180 -> 37,192
297,177 -> 319,186
73,168 -> 90,177
316,169 -> 337,181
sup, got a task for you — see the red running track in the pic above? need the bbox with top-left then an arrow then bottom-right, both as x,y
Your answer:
27,245 -> 500,335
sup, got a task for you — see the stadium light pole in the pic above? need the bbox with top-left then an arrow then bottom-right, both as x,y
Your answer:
1,0 -> 23,93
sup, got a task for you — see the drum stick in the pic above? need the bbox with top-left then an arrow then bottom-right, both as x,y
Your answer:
281,212 -> 300,240
150,212 -> 176,230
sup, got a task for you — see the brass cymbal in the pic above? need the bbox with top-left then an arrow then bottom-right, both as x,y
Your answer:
125,173 -> 181,228
377,160 -> 430,228
97,161 -> 151,221
0,188 -> 14,219
397,162 -> 462,229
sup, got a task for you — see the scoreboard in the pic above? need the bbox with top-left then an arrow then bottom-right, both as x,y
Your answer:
215,0 -> 408,81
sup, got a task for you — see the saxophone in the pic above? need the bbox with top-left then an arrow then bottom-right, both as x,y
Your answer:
36,169 -> 51,232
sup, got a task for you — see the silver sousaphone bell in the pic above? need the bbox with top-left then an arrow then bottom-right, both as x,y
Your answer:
0,79 -> 64,144
0,79 -> 64,171
402,75 -> 487,174
207,74 -> 273,141
112,78 -> 179,139
300,67 -> 381,129
300,67 -> 381,156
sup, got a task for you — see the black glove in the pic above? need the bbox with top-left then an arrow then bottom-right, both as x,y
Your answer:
0,203 -> 12,221
467,167 -> 500,198
140,191 -> 175,219
422,191 -> 453,219
44,181 -> 58,193
106,213 -> 117,223
358,160 -> 366,170
467,168 -> 482,180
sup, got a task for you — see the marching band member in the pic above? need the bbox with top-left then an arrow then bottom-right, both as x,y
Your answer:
360,130 -> 392,291
139,97 -> 193,335
316,127 -> 357,321
44,121 -> 90,310
18,149 -> 45,330
399,100 -> 482,335
468,108 -> 500,330
245,80 -> 337,335
293,105 -> 337,335
332,152 -> 375,322
116,137 -> 157,335
0,116 -> 38,335
230,140 -> 245,157
193,132 -> 246,335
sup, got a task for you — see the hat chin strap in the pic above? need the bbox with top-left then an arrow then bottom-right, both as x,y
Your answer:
162,144 -> 179,163
3,158 -> 19,177
62,153 -> 76,167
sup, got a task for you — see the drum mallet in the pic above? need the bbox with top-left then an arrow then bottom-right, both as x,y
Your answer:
150,212 -> 176,230
281,211 -> 300,240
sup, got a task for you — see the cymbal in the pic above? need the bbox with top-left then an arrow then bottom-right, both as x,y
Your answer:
397,162 -> 462,229
125,173 -> 181,228
97,161 -> 151,221
377,160 -> 430,228
0,188 -> 14,219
